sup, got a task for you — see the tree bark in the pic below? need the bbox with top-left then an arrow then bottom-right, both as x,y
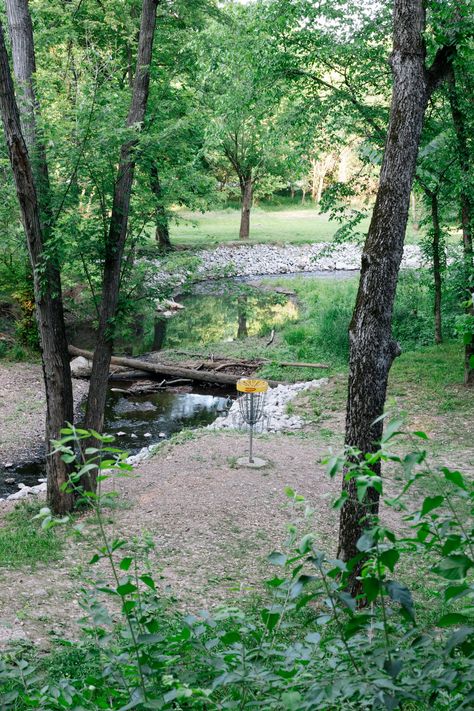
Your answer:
449,74 -> 474,385
239,174 -> 252,239
431,192 -> 443,344
5,0 -> 51,219
0,14 -> 74,514
337,0 -> 434,584
83,0 -> 159,484
150,162 -> 172,251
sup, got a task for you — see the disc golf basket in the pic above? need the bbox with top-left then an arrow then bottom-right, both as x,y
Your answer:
236,378 -> 269,466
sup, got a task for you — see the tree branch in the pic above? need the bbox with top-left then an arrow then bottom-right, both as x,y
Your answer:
427,44 -> 456,97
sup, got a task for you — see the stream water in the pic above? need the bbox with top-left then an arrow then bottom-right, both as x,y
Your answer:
0,283 -> 297,496
1,272 -> 357,497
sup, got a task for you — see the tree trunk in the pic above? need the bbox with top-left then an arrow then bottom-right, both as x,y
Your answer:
337,0 -> 432,583
449,74 -> 474,385
239,174 -> 252,239
150,162 -> 172,252
5,0 -> 51,218
1,5 -> 74,514
431,192 -> 443,344
83,0 -> 158,490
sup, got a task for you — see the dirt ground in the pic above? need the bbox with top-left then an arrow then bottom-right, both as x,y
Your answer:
0,362 -> 88,466
0,424 -> 431,650
0,368 -> 472,650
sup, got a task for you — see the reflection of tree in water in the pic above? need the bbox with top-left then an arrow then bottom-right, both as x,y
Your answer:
152,318 -> 167,351
161,287 -> 298,348
237,295 -> 248,339
115,286 -> 298,353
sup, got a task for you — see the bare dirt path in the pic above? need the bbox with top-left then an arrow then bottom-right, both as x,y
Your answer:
0,374 -> 472,650
0,425 -> 421,649
0,362 -> 88,467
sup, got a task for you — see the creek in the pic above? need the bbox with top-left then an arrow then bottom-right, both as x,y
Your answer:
1,281 -> 303,497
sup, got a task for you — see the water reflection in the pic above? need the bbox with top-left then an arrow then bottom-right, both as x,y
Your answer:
67,286 -> 298,356
103,387 -> 230,453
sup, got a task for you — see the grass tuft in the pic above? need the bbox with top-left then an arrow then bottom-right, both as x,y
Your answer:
0,501 -> 64,568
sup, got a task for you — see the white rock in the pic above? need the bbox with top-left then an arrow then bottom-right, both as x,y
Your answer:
70,356 -> 92,378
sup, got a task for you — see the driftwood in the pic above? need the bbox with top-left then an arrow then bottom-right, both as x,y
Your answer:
158,349 -> 329,370
68,346 -> 281,387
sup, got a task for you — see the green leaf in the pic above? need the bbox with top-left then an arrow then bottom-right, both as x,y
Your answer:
445,626 -> 474,655
421,495 -> 444,516
221,630 -> 240,645
362,576 -> 380,603
119,557 -> 133,571
298,534 -> 314,554
357,531 -> 374,552
261,609 -> 280,632
332,491 -> 348,510
268,551 -> 287,566
281,691 -> 302,710
384,658 -> 403,679
116,582 -> 138,596
380,549 -> 400,573
438,613 -> 470,627
139,574 -> 156,590
443,468 -> 467,491
444,584 -> 470,602
386,581 -> 415,620
432,554 -> 473,581
413,431 -> 428,440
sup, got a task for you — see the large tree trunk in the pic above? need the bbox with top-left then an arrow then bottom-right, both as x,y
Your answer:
449,74 -> 474,385
337,0 -> 434,582
239,174 -> 252,239
5,0 -> 51,216
1,5 -> 74,514
150,162 -> 172,252
431,192 -> 443,345
83,0 -> 158,490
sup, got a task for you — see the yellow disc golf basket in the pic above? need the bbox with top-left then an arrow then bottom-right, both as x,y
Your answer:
236,378 -> 269,464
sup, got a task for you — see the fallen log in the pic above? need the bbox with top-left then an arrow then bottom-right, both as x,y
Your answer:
68,346 -> 281,387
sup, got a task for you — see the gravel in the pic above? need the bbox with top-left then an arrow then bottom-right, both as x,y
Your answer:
209,379 -> 329,433
152,242 -> 423,287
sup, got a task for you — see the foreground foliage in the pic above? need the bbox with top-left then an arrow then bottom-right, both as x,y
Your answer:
2,425 -> 474,709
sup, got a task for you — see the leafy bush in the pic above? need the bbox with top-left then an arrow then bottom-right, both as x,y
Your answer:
2,426 -> 474,709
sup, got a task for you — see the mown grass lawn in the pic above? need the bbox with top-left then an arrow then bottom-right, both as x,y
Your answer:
168,202 -> 422,248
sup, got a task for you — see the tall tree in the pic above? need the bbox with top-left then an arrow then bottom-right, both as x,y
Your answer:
336,0 -> 455,588
1,0 -> 74,514
83,0 -> 159,487
198,4 -> 301,239
449,72 -> 474,385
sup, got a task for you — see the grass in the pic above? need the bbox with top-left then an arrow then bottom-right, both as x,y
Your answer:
168,200 -> 421,249
0,501 -> 64,568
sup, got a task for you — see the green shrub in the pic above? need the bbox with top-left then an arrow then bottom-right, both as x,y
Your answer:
2,427 -> 474,709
